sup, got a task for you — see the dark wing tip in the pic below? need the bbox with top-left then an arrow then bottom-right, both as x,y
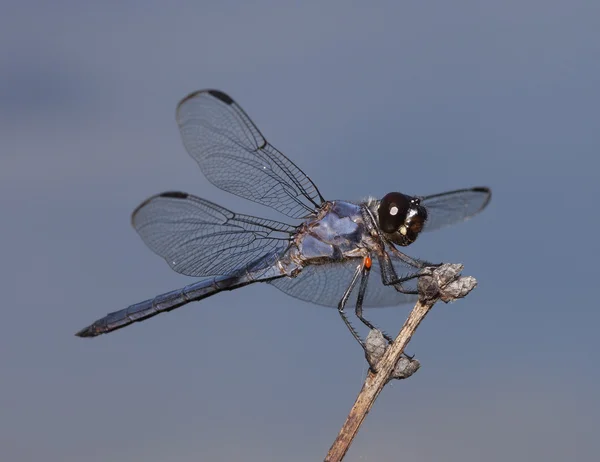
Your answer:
176,89 -> 235,122
177,89 -> 234,110
207,89 -> 234,105
472,186 -> 492,210
159,191 -> 189,199
131,191 -> 190,227
472,186 -> 491,194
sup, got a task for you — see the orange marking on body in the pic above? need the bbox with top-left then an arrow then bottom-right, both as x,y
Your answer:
364,255 -> 372,269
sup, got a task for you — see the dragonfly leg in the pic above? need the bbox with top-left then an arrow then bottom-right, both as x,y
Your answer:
354,257 -> 394,344
378,251 -> 423,291
338,255 -> 419,360
337,261 -> 365,349
375,253 -> 425,358
386,244 -> 442,270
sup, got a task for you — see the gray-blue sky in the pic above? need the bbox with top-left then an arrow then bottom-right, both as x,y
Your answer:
1,1 -> 599,461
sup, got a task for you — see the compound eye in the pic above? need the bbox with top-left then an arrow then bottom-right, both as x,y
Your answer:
378,192 -> 409,233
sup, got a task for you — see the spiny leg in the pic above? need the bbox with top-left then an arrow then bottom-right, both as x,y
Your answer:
337,262 -> 365,349
355,256 -> 415,360
375,253 -> 423,359
354,256 -> 393,343
378,251 -> 423,291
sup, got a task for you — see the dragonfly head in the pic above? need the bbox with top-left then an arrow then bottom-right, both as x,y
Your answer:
377,192 -> 427,246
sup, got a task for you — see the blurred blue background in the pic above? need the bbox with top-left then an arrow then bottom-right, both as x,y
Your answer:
2,1 -> 599,461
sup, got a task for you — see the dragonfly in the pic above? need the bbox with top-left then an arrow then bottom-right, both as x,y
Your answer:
76,89 -> 491,351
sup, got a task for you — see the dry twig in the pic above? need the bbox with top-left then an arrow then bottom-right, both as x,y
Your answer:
324,263 -> 477,462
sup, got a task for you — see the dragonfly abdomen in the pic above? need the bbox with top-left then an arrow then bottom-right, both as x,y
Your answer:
76,269 -> 282,338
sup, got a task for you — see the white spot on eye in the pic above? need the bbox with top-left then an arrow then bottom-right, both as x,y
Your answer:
399,226 -> 407,235
390,205 -> 399,216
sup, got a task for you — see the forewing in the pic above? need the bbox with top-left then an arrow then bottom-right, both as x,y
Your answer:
269,256 -> 420,308
421,187 -> 491,232
176,89 -> 324,219
132,192 -> 294,277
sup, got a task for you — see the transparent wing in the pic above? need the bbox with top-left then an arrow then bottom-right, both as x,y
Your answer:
176,89 -> 324,219
131,191 -> 295,277
421,187 -> 491,232
269,256 -> 420,308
